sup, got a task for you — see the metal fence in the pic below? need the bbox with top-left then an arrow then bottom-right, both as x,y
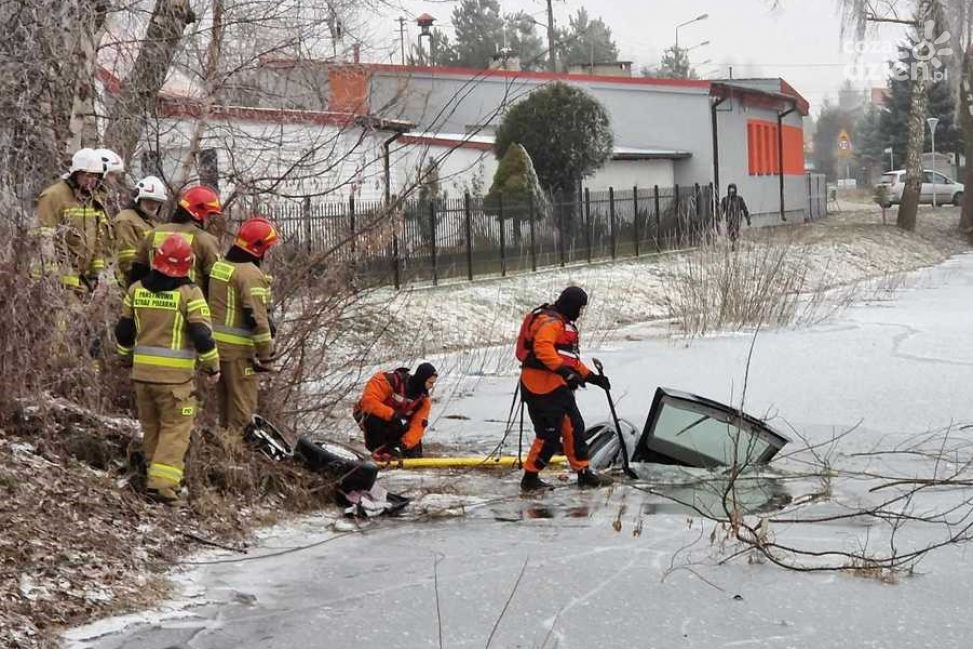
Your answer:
270,183 -> 717,288
807,173 -> 827,221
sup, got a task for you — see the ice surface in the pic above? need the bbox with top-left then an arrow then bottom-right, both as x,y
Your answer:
67,254 -> 973,648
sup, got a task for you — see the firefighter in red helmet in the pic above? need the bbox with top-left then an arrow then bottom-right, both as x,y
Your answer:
115,234 -> 220,503
129,185 -> 223,291
208,216 -> 281,435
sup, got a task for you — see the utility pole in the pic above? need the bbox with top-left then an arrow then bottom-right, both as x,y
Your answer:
546,0 -> 556,72
398,17 -> 406,65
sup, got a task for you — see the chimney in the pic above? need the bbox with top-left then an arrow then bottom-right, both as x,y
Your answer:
328,66 -> 370,115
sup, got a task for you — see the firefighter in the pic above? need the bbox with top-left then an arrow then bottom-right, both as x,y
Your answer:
516,287 -> 612,491
718,183 -> 751,249
113,176 -> 167,284
114,234 -> 221,503
208,216 -> 281,436
354,363 -> 438,460
129,185 -> 222,290
34,147 -> 111,296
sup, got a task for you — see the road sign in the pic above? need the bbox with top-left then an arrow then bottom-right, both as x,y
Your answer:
837,129 -> 853,159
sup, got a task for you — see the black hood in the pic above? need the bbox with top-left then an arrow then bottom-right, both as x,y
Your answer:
554,287 -> 588,321
727,183 -> 738,196
141,270 -> 192,293
407,362 -> 438,398
225,245 -> 262,266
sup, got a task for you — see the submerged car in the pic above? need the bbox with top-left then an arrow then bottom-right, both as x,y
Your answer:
585,387 -> 790,470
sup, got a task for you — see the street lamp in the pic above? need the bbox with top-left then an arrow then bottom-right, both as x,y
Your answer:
685,40 -> 711,53
927,117 -> 940,206
675,14 -> 708,51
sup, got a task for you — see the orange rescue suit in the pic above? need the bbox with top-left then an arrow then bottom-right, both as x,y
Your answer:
356,370 -> 431,450
519,309 -> 592,394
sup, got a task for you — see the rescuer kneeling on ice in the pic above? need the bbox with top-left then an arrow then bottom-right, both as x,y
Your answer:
517,287 -> 612,491
354,363 -> 439,460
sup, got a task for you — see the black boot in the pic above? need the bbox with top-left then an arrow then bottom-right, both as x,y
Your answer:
577,469 -> 612,489
521,471 -> 553,492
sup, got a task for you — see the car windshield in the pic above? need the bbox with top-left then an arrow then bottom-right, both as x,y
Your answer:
880,173 -> 898,185
633,388 -> 790,468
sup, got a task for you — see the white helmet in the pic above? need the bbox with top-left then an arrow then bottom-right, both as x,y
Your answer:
69,148 -> 106,174
135,176 -> 168,203
96,148 -> 124,175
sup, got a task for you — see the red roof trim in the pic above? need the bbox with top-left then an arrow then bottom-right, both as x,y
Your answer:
778,79 -> 811,115
350,63 -> 713,90
96,66 -> 122,94
159,99 -> 361,127
399,135 -> 493,151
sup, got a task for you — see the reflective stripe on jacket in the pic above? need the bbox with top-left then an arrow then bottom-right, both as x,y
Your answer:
34,180 -> 108,286
207,260 -> 275,361
117,282 -> 219,383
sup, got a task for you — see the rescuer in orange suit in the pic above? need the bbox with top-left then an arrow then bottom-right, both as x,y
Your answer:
354,363 -> 438,460
516,287 -> 612,491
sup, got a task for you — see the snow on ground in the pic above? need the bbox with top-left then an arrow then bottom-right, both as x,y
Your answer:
68,241 -> 973,648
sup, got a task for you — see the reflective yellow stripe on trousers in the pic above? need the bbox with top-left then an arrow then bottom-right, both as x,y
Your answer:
148,462 -> 183,486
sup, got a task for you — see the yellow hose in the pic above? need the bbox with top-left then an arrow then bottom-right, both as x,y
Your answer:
377,455 -> 568,470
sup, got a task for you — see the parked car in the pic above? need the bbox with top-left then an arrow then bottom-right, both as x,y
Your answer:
876,169 -> 964,207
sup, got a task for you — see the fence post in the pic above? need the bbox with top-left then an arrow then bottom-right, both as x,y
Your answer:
429,199 -> 438,286
583,188 -> 592,264
556,192 -> 566,267
609,186 -> 617,260
654,185 -> 661,251
392,231 -> 401,290
464,192 -> 474,281
348,195 -> 356,259
674,184 -> 681,243
694,182 -> 702,240
492,193 -> 504,277
528,192 -> 537,272
632,186 -> 640,257
302,196 -> 312,253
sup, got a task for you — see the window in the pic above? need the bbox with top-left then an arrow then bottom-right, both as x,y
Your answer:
633,388 -> 790,468
923,171 -> 936,183
197,148 -> 219,190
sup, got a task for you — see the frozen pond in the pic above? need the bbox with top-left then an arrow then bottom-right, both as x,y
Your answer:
68,253 -> 973,648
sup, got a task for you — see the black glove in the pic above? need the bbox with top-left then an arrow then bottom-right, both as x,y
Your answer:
390,416 -> 409,435
556,366 -> 583,390
587,373 -> 611,391
400,442 -> 423,459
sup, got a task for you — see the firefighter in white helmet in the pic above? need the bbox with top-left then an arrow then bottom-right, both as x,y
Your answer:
34,148 -> 111,296
114,176 -> 168,284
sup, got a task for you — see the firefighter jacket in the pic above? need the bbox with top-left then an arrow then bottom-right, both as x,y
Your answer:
356,370 -> 431,450
133,222 -> 221,286
113,207 -> 157,282
34,179 -> 109,290
519,308 -> 591,395
207,260 -> 274,361
115,278 -> 220,384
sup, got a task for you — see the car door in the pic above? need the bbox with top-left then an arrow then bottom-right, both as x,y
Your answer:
921,171 -> 936,203
933,172 -> 953,204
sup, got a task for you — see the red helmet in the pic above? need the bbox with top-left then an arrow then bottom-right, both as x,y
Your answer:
178,185 -> 222,223
234,216 -> 281,258
152,234 -> 194,278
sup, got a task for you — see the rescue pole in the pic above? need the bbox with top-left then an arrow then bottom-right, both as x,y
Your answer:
377,455 -> 568,470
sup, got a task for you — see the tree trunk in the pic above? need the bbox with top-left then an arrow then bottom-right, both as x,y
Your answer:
103,0 -> 196,163
960,44 -> 973,233
65,0 -> 109,153
899,4 -> 936,232
173,0 -> 223,189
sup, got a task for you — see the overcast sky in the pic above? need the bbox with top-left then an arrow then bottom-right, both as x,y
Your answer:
359,0 -> 913,116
